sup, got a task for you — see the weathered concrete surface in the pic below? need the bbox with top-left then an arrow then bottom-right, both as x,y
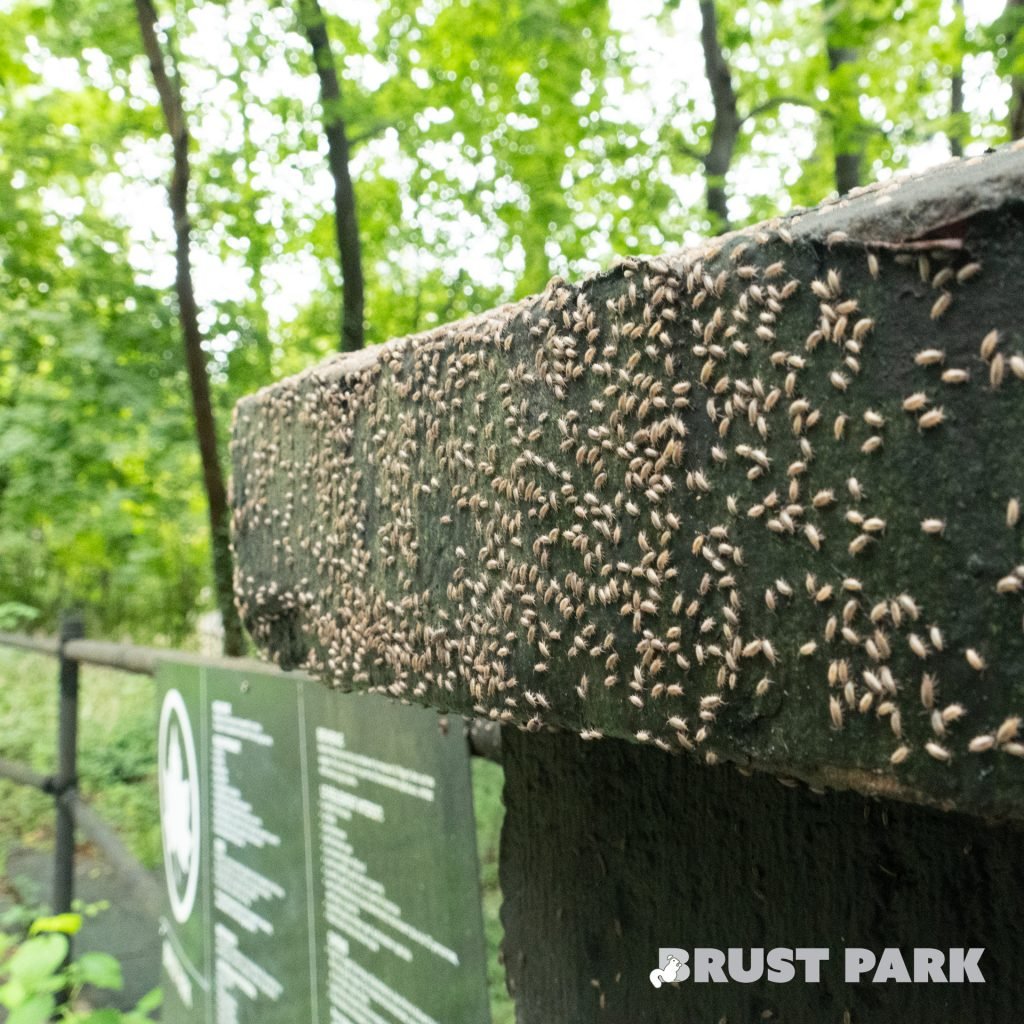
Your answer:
500,728 -> 1024,1024
232,144 -> 1024,821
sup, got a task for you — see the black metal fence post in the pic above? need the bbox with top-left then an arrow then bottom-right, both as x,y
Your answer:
53,613 -> 84,929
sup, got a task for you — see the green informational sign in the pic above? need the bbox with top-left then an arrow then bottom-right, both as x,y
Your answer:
155,660 -> 491,1024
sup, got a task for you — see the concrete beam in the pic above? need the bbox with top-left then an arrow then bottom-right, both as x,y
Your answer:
232,144 -> 1024,821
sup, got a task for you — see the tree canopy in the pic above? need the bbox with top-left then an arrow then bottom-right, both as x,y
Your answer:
0,0 -> 1020,643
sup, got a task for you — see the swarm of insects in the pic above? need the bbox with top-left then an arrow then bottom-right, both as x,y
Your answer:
231,160 -> 1024,809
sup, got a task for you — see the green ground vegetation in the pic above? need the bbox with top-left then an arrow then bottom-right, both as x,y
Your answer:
0,907 -> 162,1024
0,646 -> 515,1020
472,757 -> 513,1024
0,648 -> 160,876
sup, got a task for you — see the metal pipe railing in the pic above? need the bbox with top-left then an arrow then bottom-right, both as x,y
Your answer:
0,757 -> 51,791
0,629 -> 503,759
0,622 -> 502,948
0,632 -> 60,656
53,614 -> 84,931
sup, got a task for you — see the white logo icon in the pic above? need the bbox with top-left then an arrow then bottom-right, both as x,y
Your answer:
650,954 -> 683,988
158,689 -> 201,923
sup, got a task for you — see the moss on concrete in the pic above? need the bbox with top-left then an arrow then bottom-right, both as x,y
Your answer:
232,146 -> 1024,821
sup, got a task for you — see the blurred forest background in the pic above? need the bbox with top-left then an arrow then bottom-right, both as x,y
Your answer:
1,0 -> 1022,648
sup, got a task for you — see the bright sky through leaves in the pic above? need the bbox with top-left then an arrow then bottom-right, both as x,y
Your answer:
16,0 -> 1015,333
1,0 -> 1021,639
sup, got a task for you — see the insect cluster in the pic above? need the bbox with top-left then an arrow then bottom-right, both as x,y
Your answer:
232,175 -> 1024,799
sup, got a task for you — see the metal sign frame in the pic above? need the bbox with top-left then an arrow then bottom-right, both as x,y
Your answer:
156,660 -> 491,1024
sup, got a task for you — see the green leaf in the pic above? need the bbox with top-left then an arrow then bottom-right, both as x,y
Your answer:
0,602 -> 39,630
72,951 -> 123,991
74,900 -> 111,920
7,993 -> 56,1024
5,935 -> 68,983
134,987 -> 163,1013
29,913 -> 82,936
79,1009 -> 123,1024
0,978 -> 29,1008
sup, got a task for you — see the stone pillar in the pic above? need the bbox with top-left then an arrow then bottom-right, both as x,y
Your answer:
500,728 -> 1024,1023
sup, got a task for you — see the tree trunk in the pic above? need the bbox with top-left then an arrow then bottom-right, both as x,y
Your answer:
951,69 -> 964,157
825,2 -> 861,194
298,0 -> 365,352
827,44 -> 860,193
1010,0 -> 1024,140
698,0 -> 740,230
951,0 -> 965,157
134,0 -> 245,657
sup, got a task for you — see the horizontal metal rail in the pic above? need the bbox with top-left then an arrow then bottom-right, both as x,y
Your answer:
0,631 -> 502,761
0,622 -> 503,956
0,756 -> 51,792
0,632 -> 59,657
0,755 -> 163,917
0,622 -> 501,970
0,632 -> 280,677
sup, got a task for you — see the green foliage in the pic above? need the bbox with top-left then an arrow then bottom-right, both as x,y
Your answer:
28,914 -> 83,936
78,722 -> 154,785
0,0 -> 1020,639
472,758 -> 514,1024
0,1 -> 211,640
0,604 -> 39,630
0,649 -> 160,871
0,911 -> 161,1024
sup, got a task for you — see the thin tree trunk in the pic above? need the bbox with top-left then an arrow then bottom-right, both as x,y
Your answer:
698,0 -> 740,230
229,57 -> 273,379
951,70 -> 964,156
1010,0 -> 1024,140
134,0 -> 246,656
298,0 -> 365,352
950,0 -> 965,157
827,45 -> 860,193
825,1 -> 861,194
